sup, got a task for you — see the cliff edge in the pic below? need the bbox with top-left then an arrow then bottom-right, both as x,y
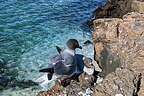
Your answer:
92,0 -> 144,95
94,0 -> 144,19
37,0 -> 144,96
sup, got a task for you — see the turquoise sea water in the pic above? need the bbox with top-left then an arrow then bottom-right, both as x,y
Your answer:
0,0 -> 106,94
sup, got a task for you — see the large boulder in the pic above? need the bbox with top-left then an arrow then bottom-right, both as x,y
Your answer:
132,0 -> 144,13
93,0 -> 144,19
93,12 -> 144,96
93,18 -> 122,77
94,68 -> 141,96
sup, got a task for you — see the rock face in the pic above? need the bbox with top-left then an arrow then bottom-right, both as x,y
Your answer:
94,68 -> 141,96
37,1 -> 144,96
94,0 -> 144,19
93,12 -> 144,96
93,18 -> 122,77
132,0 -> 144,13
94,0 -> 132,18
37,80 -> 94,96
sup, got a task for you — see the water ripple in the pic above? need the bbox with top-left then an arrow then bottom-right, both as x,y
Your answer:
0,0 -> 106,92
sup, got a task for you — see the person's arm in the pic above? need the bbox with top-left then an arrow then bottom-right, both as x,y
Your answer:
54,54 -> 74,75
64,55 -> 74,67
54,60 -> 73,75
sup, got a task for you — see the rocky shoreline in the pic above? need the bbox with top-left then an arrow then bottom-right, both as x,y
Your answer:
38,0 -> 144,96
92,0 -> 144,96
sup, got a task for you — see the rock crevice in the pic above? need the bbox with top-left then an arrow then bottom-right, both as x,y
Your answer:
93,0 -> 144,19
134,73 -> 142,96
93,11 -> 144,96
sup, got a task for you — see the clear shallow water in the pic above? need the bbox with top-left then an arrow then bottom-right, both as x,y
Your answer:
0,0 -> 106,94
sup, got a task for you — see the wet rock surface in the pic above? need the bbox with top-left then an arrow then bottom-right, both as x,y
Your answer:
93,12 -> 144,96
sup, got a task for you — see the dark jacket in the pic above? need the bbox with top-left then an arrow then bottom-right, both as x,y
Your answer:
51,50 -> 84,76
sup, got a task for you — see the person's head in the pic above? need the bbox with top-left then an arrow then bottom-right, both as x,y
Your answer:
66,39 -> 82,50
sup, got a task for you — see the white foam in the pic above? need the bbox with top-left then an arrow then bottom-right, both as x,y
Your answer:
35,73 -> 57,91
96,76 -> 103,84
115,94 -> 123,96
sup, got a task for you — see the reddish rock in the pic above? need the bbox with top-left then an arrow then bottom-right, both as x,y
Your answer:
94,0 -> 144,19
94,68 -> 141,96
93,18 -> 122,77
37,81 -> 64,96
94,0 -> 132,18
93,12 -> 144,96
132,0 -> 144,13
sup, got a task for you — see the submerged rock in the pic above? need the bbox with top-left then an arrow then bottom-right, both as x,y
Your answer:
0,87 -> 41,96
0,76 -> 10,90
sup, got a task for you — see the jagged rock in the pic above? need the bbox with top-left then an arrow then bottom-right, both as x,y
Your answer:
94,0 -> 132,18
37,80 -> 95,96
118,13 -> 144,72
37,80 -> 83,96
94,0 -> 144,19
93,18 -> 122,43
119,12 -> 144,96
93,18 -> 122,77
132,0 -> 144,13
94,68 -> 141,96
93,12 -> 144,96
37,58 -> 97,96
37,81 -> 65,96
79,57 -> 96,88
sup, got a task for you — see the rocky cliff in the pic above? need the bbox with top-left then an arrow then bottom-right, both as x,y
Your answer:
92,0 -> 144,95
94,0 -> 144,19
37,0 -> 144,96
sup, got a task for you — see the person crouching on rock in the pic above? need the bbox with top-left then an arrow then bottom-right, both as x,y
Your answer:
54,39 -> 82,76
39,39 -> 82,82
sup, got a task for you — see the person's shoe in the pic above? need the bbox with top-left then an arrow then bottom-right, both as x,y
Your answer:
39,68 -> 54,73
60,78 -> 71,87
47,72 -> 53,80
